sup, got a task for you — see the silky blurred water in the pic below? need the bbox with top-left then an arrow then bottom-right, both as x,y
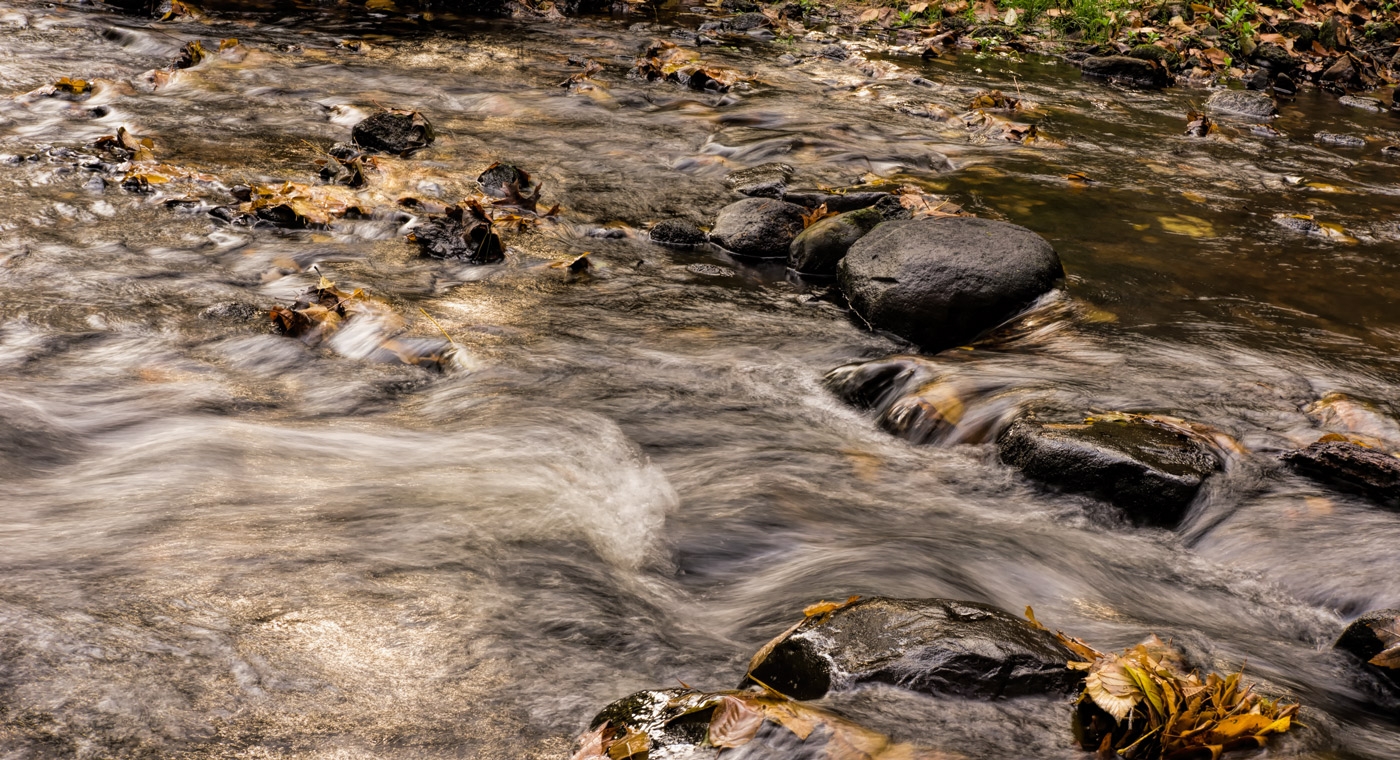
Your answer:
1,2 -> 1400,757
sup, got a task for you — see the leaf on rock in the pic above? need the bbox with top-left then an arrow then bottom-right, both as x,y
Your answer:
803,595 -> 860,618
1085,656 -> 1143,721
606,727 -> 650,760
570,722 -> 609,760
708,695 -> 764,748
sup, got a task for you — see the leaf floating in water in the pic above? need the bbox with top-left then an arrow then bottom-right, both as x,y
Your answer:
1157,214 -> 1214,238
550,252 -> 593,275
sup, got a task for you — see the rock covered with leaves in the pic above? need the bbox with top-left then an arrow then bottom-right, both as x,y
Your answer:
1029,611 -> 1298,760
998,413 -> 1222,527
741,596 -> 1085,701
838,217 -> 1063,352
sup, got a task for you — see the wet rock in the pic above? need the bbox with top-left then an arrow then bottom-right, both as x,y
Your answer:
1245,67 -> 1270,91
1320,54 -> 1365,90
1273,213 -> 1323,235
708,197 -> 807,258
476,162 -> 530,197
997,415 -> 1221,527
589,690 -> 716,755
1281,439 -> 1400,507
819,44 -> 850,60
782,190 -> 890,213
1080,55 -> 1171,89
409,204 -> 504,264
1250,42 -> 1295,72
350,109 -> 434,155
1204,89 -> 1276,120
726,11 -> 771,30
825,356 -> 931,410
725,162 -> 795,198
741,597 -> 1084,700
1339,95 -> 1385,112
1273,72 -> 1297,96
788,207 -> 884,276
686,263 -> 736,277
1315,132 -> 1366,148
200,302 -> 263,323
1335,609 -> 1400,690
838,217 -> 1063,352
649,218 -> 707,249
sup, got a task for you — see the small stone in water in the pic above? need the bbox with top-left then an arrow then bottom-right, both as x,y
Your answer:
351,109 -> 435,154
686,263 -> 735,277
649,219 -> 707,248
1315,131 -> 1366,148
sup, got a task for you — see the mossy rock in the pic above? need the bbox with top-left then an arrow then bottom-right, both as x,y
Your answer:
1129,44 -> 1182,70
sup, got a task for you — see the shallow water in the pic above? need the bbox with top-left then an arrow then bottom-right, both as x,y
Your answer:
1,2 -> 1400,757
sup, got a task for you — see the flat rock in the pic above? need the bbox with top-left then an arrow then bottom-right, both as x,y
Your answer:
1080,55 -> 1171,88
1339,94 -> 1386,112
725,162 -> 795,198
709,197 -> 807,258
741,597 -> 1084,700
350,109 -> 434,154
1204,89 -> 1277,120
998,415 -> 1220,527
838,217 -> 1063,352
1281,439 -> 1400,506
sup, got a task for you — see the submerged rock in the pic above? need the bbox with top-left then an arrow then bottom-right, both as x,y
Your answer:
725,162 -> 795,198
409,204 -> 504,263
742,597 -> 1084,700
824,356 -> 932,410
1080,55 -> 1171,88
1281,439 -> 1400,507
1338,95 -> 1386,112
782,190 -> 891,213
838,217 -> 1063,352
998,415 -> 1221,527
1336,609 -> 1400,690
1204,89 -> 1277,120
788,207 -> 884,276
708,197 -> 807,258
1315,132 -> 1366,148
350,109 -> 434,154
649,218 -> 707,249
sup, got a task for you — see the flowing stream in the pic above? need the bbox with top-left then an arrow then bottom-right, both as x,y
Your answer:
2,1 -> 1400,757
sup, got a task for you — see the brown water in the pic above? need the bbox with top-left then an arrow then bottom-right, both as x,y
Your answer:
2,1 -> 1400,757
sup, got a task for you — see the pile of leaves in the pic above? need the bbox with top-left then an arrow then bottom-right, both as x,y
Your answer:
1026,609 -> 1298,760
571,687 -> 953,760
270,274 -> 370,343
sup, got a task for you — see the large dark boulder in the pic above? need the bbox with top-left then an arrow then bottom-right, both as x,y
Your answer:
1080,55 -> 1171,88
1281,439 -> 1400,507
742,597 -> 1083,701
351,109 -> 434,154
1204,89 -> 1277,121
709,197 -> 807,258
788,206 -> 885,275
998,415 -> 1221,527
1335,609 -> 1400,691
837,217 -> 1063,352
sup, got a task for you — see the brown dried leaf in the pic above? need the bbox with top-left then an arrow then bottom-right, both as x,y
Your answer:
708,695 -> 764,748
606,727 -> 649,760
